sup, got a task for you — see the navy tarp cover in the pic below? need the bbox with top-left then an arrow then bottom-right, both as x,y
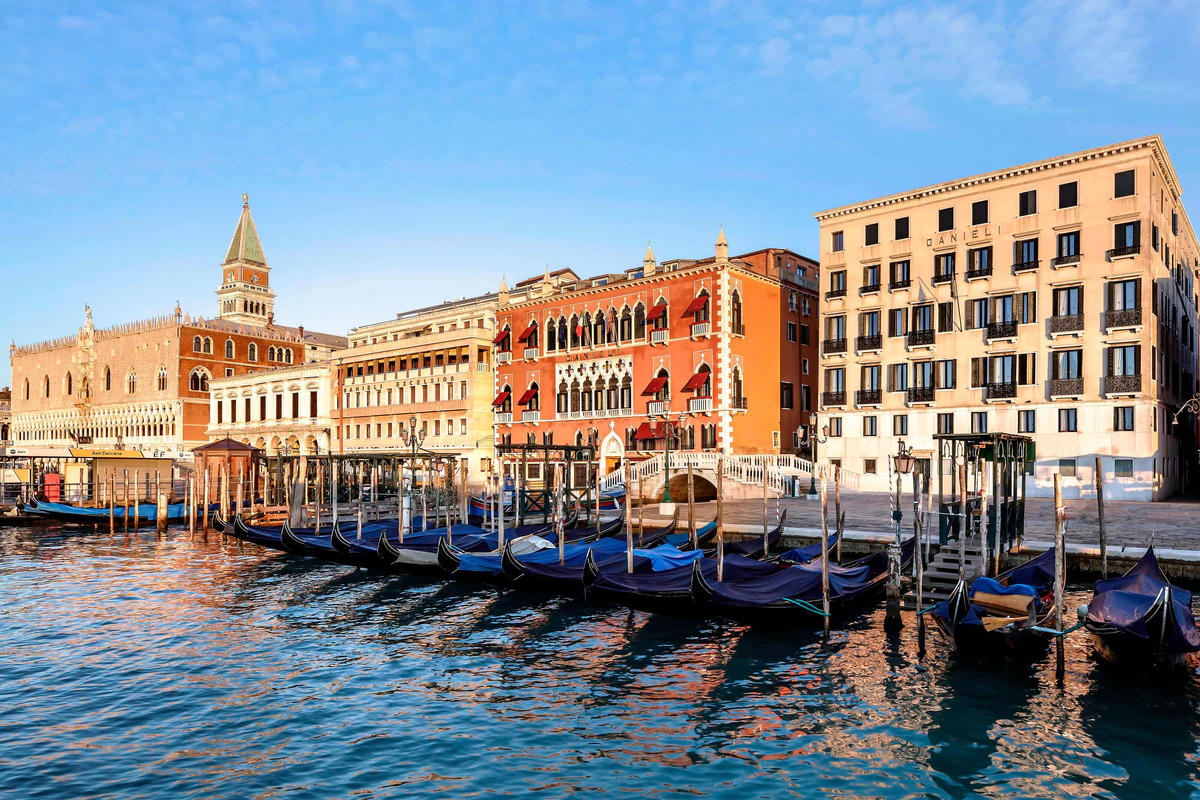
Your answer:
590,553 -> 781,597
1086,548 -> 1200,654
519,539 -> 702,582
779,533 -> 839,564
725,524 -> 782,557
663,520 -> 717,548
1002,547 -> 1055,590
969,576 -> 1039,601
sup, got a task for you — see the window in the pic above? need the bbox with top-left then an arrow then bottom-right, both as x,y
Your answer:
1017,353 -> 1037,384
1015,237 -> 1038,266
832,231 -> 844,252
1114,169 -> 1134,198
911,303 -> 933,332
216,402 -> 223,424
1018,409 -> 1036,433
971,200 -> 988,226
971,411 -> 988,433
1172,211 -> 1179,236
829,271 -> 846,292
292,392 -> 299,418
861,458 -> 876,475
937,413 -> 954,434
1053,285 -> 1082,316
310,391 -> 318,418
1059,181 -> 1078,209
888,308 -> 907,337
828,418 -> 843,437
893,414 -> 908,436
935,252 -> 955,279
864,223 -> 879,246
967,246 -> 991,273
887,363 -> 908,392
1018,189 -> 1037,216
890,260 -> 910,285
1109,344 -> 1139,376
192,336 -> 202,353
1113,221 -> 1140,251
937,301 -> 954,332
1018,292 -> 1037,324
780,382 -> 794,409
1152,224 -> 1159,251
966,298 -> 989,329
155,366 -> 167,391
1108,278 -> 1139,311
895,217 -> 909,240
936,359 -> 956,389
1057,230 -> 1080,258
126,371 -> 136,394
1052,349 -> 1082,380
823,368 -> 844,393
863,416 -> 877,436
862,263 -> 880,289
802,358 -> 809,374
861,364 -> 880,390
800,324 -> 810,345
225,368 -> 234,377
860,311 -> 880,337
1058,408 -> 1078,432
786,322 -> 797,342
938,207 -> 954,231
1114,406 -> 1134,431
225,340 -> 234,359
1114,458 -> 1133,478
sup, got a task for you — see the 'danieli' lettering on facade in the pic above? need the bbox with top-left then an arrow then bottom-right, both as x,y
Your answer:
926,225 -> 998,247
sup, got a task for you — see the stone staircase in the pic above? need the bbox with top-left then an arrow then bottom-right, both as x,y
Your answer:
920,536 -> 985,602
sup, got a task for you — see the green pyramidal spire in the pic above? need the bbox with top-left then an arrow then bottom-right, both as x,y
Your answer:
223,193 -> 266,265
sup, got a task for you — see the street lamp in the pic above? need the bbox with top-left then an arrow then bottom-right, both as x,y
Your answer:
893,438 -> 915,475
650,411 -> 677,503
806,412 -> 830,496
403,414 -> 428,457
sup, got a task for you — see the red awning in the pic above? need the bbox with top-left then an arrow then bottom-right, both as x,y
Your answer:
517,387 -> 538,405
682,371 -> 710,391
491,390 -> 511,407
517,324 -> 537,342
646,302 -> 668,321
575,323 -> 584,337
492,329 -> 510,345
641,376 -> 668,396
634,421 -> 663,441
683,295 -> 708,314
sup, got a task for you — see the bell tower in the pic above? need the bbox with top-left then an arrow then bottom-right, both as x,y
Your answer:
216,193 -> 275,326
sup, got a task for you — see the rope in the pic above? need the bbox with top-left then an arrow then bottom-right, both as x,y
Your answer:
916,603 -> 939,616
1030,621 -> 1085,637
782,596 -> 830,616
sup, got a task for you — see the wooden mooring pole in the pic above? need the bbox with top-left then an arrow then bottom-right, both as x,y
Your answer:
1054,472 -> 1066,682
820,469 -> 830,640
834,465 -> 842,562
1094,456 -> 1107,578
716,456 -> 725,582
687,464 -> 696,550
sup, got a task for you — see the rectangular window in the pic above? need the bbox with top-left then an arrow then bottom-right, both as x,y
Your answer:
780,382 -> 794,409
862,263 -> 880,288
970,356 -> 987,388
309,391 -> 318,418
1114,406 -> 1134,431
1018,409 -> 1036,433
1057,230 -> 1081,258
217,402 -> 223,424
1114,458 -> 1133,478
1109,344 -> 1139,376
860,310 -> 881,337
1058,408 -> 1078,432
888,363 -> 909,392
938,207 -> 954,231
937,301 -> 953,332
832,231 -> 844,252
1114,169 -> 1134,197
1153,224 -> 1160,251
800,324 -> 810,345
1019,189 -> 1037,216
890,260 -> 910,285
830,271 -> 846,292
829,418 -> 843,437
971,411 -> 988,433
1108,278 -> 1139,311
937,413 -> 954,434
936,359 -> 956,389
888,308 -> 907,337
935,252 -> 955,278
865,223 -> 879,246
1053,285 -> 1082,316
895,217 -> 909,240
786,321 -> 797,342
1017,353 -> 1037,385
913,360 -> 934,389
1173,211 -> 1179,236
230,399 -> 237,423
861,364 -> 881,391
1015,237 -> 1038,266
864,458 -> 877,475
1059,181 -> 1078,209
1018,291 -> 1037,324
893,414 -> 908,436
911,303 -> 933,331
1052,349 -> 1082,380
863,416 -> 877,436
802,357 -> 809,374
1059,458 -> 1077,477
971,200 -> 988,226
965,298 -> 989,329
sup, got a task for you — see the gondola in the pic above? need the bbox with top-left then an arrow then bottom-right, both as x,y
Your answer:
372,523 -> 499,573
467,487 -> 626,522
582,512 -> 788,615
778,532 -> 839,565
23,498 -> 196,526
279,519 -> 383,568
690,536 -> 917,625
436,509 -> 588,582
501,514 -> 676,594
931,548 -> 1057,656
1080,547 -> 1200,669
660,519 -> 718,549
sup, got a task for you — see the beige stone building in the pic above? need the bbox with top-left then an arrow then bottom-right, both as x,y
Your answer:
7,195 -> 344,458
206,362 -> 335,455
814,136 -> 1199,501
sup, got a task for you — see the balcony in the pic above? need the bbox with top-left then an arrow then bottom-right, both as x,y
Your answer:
986,320 -> 1017,341
889,278 -> 911,291
732,323 -> 745,336
1104,308 -> 1143,331
822,338 -> 847,355
495,411 -> 513,424
690,322 -> 711,338
855,389 -> 881,407
687,397 -> 713,413
1048,314 -> 1084,336
496,351 -> 512,364
522,410 -> 541,423
732,397 -> 749,411
856,334 -> 882,353
859,283 -> 881,295
906,329 -> 935,349
932,272 -> 954,285
965,266 -> 993,281
906,386 -> 935,405
1051,253 -> 1081,268
1013,260 -> 1039,273
647,401 -> 669,415
985,382 -> 1016,402
1105,374 -> 1140,397
1049,378 -> 1084,398
1106,244 -> 1141,261
650,329 -> 669,345
820,391 -> 846,408
826,288 -> 847,300
523,347 -> 539,360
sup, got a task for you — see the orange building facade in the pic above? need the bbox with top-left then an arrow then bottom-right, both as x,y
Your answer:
492,232 -> 819,474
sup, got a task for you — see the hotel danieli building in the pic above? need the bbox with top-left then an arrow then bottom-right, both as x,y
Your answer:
815,136 -> 1199,501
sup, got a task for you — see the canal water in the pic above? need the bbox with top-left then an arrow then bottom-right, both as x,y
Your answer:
1,525 -> 1197,800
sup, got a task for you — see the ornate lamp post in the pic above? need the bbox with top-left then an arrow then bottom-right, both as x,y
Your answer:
403,414 -> 428,457
806,412 -> 830,497
893,438 -> 915,475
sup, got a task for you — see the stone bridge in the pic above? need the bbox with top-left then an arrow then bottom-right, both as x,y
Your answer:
599,452 -> 859,502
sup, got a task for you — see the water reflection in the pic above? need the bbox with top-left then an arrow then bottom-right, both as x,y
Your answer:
1,525 -> 1199,800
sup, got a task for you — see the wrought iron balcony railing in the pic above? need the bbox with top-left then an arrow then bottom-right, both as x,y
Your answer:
859,283 -> 881,295
1049,378 -> 1083,397
1104,374 -> 1140,396
1051,253 -> 1081,267
965,266 -> 993,281
856,334 -> 882,352
1106,244 -> 1140,260
1048,314 -> 1084,334
822,338 -> 847,355
1013,260 -> 1039,273
906,386 -> 934,404
986,320 -> 1017,340
985,382 -> 1017,401
932,272 -> 955,285
825,288 -> 847,300
906,329 -> 935,348
855,389 -> 881,406
820,391 -> 846,408
1104,308 -> 1142,330
889,278 -> 911,290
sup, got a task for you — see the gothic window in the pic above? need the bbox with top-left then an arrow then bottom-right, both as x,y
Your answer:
527,382 -> 540,411
225,340 -> 234,359
557,381 -> 568,414
575,430 -> 584,447
22,378 -> 29,400
693,289 -> 711,323
247,343 -> 257,362
619,307 -> 632,340
581,379 -> 593,412
268,346 -> 276,362
65,372 -> 73,396
104,367 -> 111,392
557,318 -> 568,350
126,371 -> 136,394
692,363 -> 712,397
193,336 -> 202,353
654,368 -> 670,402
731,290 -> 744,333
498,384 -> 512,413
570,315 -> 581,348
633,303 -> 646,339
731,367 -> 744,404
607,308 -> 618,343
546,318 -> 557,352
43,375 -> 49,398
569,380 -> 580,413
156,366 -> 168,391
203,337 -> 213,354
620,374 -> 632,410
284,349 -> 292,364
189,368 -> 210,393
607,376 -> 618,410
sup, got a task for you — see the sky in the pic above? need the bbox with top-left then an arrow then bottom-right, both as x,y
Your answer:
2,0 -> 1200,387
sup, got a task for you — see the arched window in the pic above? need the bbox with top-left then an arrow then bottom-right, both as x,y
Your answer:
557,381 -> 568,414
580,312 -> 591,347
581,379 -> 593,412
225,340 -> 235,359
731,368 -> 744,407
268,346 -> 276,362
247,343 -> 257,362
619,307 -> 632,340
193,336 -> 202,352
103,367 -> 111,392
65,372 -> 73,396
284,349 -> 292,364
126,371 -> 137,394
593,380 -> 605,412
189,368 -> 210,393
203,337 -> 213,354
607,376 -> 618,410
593,311 -> 605,344
731,290 -> 744,333
546,318 -> 557,352
692,289 -> 711,323
22,378 -> 29,401
620,374 -> 632,411
575,430 -> 584,447
607,308 -> 618,344
569,380 -> 580,413
633,303 -> 646,339
569,315 -> 581,348
42,375 -> 50,398
526,381 -> 540,411
156,366 -> 167,391
625,427 -> 637,449
499,384 -> 513,413
690,363 -> 712,397
557,318 -> 568,350
654,368 -> 670,402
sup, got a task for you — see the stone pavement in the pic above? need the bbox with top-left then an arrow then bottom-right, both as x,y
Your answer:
639,490 -> 1200,552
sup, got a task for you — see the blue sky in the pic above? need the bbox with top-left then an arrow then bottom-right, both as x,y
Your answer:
3,0 -> 1199,386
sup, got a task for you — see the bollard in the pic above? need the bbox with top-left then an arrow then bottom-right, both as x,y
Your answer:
156,493 -> 167,536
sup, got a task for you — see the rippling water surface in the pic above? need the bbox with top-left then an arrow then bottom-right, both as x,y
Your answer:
1,525 -> 1198,799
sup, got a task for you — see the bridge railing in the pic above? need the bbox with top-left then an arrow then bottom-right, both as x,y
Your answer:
604,452 -> 859,496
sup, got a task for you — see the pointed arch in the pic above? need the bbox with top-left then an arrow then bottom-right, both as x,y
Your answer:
126,370 -> 137,394
619,305 -> 633,341
22,378 -> 29,401
730,288 -> 743,333
42,375 -> 50,398
247,342 -> 257,362
224,339 -> 234,359
64,372 -> 73,396
633,302 -> 646,339
189,367 -> 211,393
268,346 -> 277,362
192,335 -> 202,353
156,365 -> 168,391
